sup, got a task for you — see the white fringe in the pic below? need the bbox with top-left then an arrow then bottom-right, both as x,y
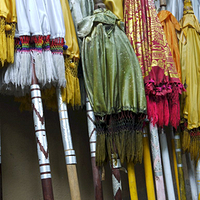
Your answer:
43,50 -> 58,88
52,53 -> 66,87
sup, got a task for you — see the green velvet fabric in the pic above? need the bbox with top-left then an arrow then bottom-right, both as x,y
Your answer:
78,9 -> 147,116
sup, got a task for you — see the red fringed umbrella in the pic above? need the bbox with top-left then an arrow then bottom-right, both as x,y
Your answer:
124,0 -> 185,129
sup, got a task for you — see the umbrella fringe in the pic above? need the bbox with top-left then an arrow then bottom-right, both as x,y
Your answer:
6,22 -> 15,64
0,17 -> 6,66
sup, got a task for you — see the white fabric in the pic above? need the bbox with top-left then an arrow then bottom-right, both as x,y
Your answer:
35,0 -> 51,36
15,0 -> 30,36
23,0 -> 42,36
44,0 -> 65,39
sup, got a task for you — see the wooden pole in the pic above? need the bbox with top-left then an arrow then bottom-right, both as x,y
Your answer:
127,162 -> 138,200
31,61 -> 54,200
174,131 -> 186,200
185,153 -> 198,200
111,155 -> 122,200
149,122 -> 166,200
170,128 -> 181,200
86,97 -> 103,200
56,88 -> 81,200
143,126 -> 156,200
160,128 -> 176,200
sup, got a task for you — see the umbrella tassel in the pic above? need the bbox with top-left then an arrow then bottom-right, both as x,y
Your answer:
56,88 -> 81,200
143,127 -> 156,200
86,97 -> 103,200
149,122 -> 166,200
31,61 -> 54,200
174,131 -> 186,200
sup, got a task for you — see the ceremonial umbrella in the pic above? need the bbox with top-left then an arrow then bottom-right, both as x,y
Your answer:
78,5 -> 147,200
0,0 -> 17,66
178,0 -> 200,197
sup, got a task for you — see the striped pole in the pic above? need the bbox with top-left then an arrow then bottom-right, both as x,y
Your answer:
174,131 -> 186,200
160,128 -> 176,200
143,126 -> 156,200
111,155 -> 122,200
31,61 -> 54,200
185,153 -> 198,200
56,88 -> 81,200
127,162 -> 138,200
149,122 -> 166,200
86,97 -> 103,200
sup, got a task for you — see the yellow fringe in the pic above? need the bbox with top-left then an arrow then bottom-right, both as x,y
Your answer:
0,17 -> 7,66
182,129 -> 191,152
62,56 -> 81,107
6,22 -> 16,63
190,139 -> 199,161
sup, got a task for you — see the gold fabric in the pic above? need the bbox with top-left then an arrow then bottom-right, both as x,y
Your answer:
179,13 -> 200,130
60,0 -> 81,107
103,0 -> 124,20
158,10 -> 182,81
0,0 -> 16,66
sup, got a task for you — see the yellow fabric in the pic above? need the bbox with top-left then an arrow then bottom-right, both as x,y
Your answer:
103,0 -> 124,20
158,10 -> 182,82
0,0 -> 16,66
60,0 -> 81,107
127,162 -> 138,200
179,13 -> 200,130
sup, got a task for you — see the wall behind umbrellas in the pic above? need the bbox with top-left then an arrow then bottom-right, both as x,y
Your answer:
0,94 -> 192,199
0,94 -> 146,200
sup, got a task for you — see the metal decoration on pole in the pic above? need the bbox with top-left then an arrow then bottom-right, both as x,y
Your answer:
31,61 -> 54,200
85,97 -> 103,200
56,88 -> 81,200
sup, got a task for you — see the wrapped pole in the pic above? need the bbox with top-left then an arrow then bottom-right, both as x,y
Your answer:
56,88 -> 81,200
127,162 -> 138,200
85,97 -> 103,200
149,122 -> 166,200
185,153 -> 198,200
174,131 -> 186,200
160,128 -> 176,200
143,126 -> 156,200
196,159 -> 200,200
31,61 -> 54,200
111,155 -> 122,200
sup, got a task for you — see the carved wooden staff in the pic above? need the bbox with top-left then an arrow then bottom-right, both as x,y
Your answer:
149,122 -> 166,200
31,60 -> 54,200
56,88 -> 81,200
174,130 -> 186,200
86,97 -> 103,200
143,125 -> 156,200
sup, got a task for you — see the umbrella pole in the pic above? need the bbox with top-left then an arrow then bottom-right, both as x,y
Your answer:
111,155 -> 122,200
185,153 -> 198,200
127,162 -> 138,200
31,61 -> 54,200
160,128 -> 176,199
149,122 -> 166,200
86,97 -> 103,200
170,129 -> 181,200
174,130 -> 186,200
56,88 -> 81,200
143,126 -> 156,200
0,121 -> 2,200
196,159 -> 200,199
